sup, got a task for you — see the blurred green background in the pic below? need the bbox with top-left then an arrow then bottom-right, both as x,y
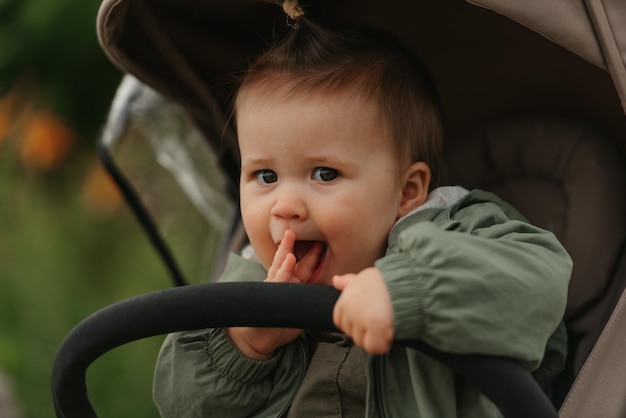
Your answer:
1,0 -> 174,416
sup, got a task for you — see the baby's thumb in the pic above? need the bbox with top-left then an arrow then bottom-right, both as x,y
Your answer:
332,274 -> 350,290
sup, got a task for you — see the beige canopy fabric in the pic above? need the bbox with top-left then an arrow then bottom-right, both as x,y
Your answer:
470,0 -> 626,116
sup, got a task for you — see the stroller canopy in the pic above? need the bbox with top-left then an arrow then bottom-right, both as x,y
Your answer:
470,0 -> 626,106
97,0 -> 626,188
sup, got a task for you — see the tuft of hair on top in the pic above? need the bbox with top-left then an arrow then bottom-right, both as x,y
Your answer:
235,19 -> 445,189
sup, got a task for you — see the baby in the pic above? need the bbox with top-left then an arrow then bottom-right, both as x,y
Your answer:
154,6 -> 571,417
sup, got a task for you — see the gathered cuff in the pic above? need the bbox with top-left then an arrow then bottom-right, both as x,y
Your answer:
206,328 -> 283,385
375,254 -> 427,341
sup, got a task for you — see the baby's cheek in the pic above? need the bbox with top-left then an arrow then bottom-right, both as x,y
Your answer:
247,236 -> 274,269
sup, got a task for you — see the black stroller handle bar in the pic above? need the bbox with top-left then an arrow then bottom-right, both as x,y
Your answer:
51,282 -> 558,418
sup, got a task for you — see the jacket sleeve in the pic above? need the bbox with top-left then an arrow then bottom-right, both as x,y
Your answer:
375,199 -> 572,370
154,328 -> 285,417
153,252 -> 302,417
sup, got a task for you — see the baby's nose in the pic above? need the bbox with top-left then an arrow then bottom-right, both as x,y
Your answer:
271,189 -> 308,221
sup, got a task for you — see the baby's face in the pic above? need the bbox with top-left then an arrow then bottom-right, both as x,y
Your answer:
237,88 -> 406,285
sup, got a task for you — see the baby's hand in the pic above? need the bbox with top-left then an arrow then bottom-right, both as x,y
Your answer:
332,267 -> 394,354
228,230 -> 319,360
265,229 -> 323,284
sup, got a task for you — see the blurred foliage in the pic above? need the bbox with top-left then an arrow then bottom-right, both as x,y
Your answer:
0,0 -> 174,417
0,0 -> 122,143
0,144 -> 170,417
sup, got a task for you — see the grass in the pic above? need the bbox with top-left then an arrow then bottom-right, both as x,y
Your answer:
0,145 -> 173,417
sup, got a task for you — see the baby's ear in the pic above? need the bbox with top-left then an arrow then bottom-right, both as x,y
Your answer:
398,162 -> 430,218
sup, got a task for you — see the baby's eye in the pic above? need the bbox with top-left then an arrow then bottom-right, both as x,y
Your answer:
255,169 -> 278,184
312,167 -> 339,182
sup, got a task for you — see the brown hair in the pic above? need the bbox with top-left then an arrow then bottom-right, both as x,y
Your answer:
235,19 -> 444,188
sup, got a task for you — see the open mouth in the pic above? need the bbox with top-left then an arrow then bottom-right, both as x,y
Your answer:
293,240 -> 327,283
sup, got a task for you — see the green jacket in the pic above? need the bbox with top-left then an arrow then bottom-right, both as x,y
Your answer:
153,189 -> 572,417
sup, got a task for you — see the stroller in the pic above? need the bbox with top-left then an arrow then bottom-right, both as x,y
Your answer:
52,0 -> 626,417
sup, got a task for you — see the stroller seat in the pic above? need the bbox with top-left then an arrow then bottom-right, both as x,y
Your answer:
445,114 -> 626,404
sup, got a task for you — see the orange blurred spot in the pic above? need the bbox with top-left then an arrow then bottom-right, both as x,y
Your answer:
19,111 -> 75,171
0,92 -> 17,144
0,107 -> 8,144
82,161 -> 124,217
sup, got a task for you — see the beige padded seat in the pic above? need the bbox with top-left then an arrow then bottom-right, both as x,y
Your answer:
445,114 -> 626,398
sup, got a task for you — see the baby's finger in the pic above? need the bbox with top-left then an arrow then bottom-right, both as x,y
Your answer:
268,230 -> 296,279
274,252 -> 297,283
332,299 -> 348,333
332,273 -> 355,291
363,330 -> 393,354
280,229 -> 296,251
267,247 -> 284,279
293,242 -> 324,281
